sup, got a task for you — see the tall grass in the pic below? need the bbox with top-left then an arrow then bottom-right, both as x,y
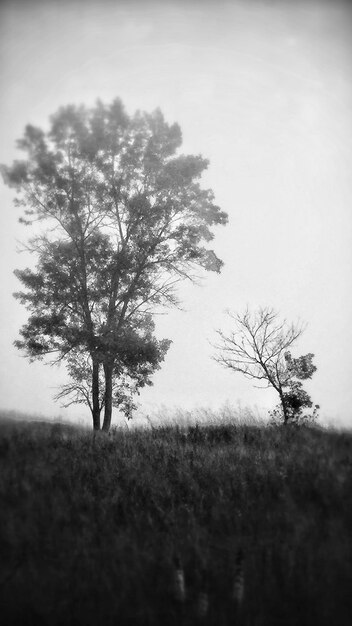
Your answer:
0,410 -> 351,625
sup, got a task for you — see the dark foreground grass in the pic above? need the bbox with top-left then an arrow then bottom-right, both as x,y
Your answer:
0,413 -> 351,626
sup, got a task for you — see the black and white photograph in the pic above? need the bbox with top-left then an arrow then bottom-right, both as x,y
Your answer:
0,0 -> 351,624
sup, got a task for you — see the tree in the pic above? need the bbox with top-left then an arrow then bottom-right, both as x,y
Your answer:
213,307 -> 319,425
2,99 -> 227,430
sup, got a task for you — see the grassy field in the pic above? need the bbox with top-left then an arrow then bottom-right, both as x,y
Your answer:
0,411 -> 351,625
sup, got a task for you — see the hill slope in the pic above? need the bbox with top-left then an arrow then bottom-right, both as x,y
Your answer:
0,415 -> 351,625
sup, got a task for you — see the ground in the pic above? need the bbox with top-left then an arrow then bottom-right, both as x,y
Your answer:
0,411 -> 351,625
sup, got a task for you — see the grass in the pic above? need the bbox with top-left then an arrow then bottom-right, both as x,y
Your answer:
0,410 -> 351,625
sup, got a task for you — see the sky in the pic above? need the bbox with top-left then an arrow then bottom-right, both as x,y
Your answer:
0,0 -> 351,428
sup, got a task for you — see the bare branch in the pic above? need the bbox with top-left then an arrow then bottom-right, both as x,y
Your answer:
213,306 -> 307,403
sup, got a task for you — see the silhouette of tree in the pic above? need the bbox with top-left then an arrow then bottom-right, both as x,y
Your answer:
2,99 -> 227,430
214,307 -> 319,425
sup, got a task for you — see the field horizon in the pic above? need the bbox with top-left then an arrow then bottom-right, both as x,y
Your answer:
1,403 -> 350,434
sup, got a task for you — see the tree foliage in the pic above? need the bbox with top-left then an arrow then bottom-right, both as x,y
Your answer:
2,98 -> 227,430
214,307 -> 319,425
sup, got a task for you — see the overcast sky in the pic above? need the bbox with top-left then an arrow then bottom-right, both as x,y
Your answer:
0,0 -> 351,428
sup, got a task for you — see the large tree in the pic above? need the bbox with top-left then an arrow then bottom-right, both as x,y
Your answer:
2,99 -> 227,430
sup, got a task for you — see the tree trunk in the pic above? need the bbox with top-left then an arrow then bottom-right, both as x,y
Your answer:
102,362 -> 113,432
92,356 -> 101,431
280,392 -> 289,425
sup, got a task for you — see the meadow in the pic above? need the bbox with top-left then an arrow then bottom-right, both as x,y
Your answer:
0,410 -> 351,625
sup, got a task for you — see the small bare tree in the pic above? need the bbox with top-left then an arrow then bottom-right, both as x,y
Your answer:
214,307 -> 319,425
